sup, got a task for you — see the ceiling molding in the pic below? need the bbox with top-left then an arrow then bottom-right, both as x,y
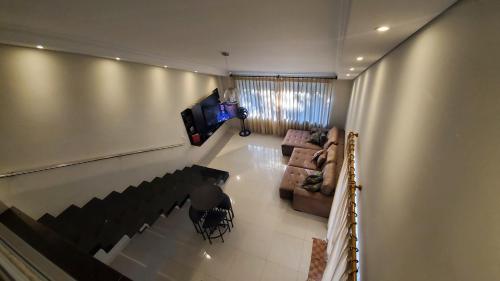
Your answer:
353,0 -> 459,80
333,0 -> 352,77
0,0 -> 457,78
0,22 -> 226,76
230,71 -> 337,78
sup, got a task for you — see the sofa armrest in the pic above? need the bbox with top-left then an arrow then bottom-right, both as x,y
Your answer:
281,129 -> 321,156
292,187 -> 333,218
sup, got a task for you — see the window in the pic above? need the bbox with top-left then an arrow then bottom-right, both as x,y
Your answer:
235,76 -> 335,135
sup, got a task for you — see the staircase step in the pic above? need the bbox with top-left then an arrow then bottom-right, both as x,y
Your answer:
192,164 -> 230,183
0,207 -> 131,281
37,213 -> 58,228
32,165 -> 229,256
83,197 -> 102,210
56,204 -> 81,221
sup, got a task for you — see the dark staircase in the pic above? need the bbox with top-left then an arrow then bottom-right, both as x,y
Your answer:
0,164 -> 229,281
37,165 -> 229,255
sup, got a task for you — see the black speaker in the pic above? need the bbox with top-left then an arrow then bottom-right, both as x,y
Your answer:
237,107 -> 251,137
181,108 -> 201,145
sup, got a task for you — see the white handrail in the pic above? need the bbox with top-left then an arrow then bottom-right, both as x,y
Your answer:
0,143 -> 185,179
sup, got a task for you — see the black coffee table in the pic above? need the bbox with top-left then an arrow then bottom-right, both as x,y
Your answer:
190,184 -> 224,211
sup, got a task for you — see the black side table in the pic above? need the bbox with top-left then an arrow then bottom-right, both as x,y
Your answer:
190,184 -> 224,211
189,184 -> 232,244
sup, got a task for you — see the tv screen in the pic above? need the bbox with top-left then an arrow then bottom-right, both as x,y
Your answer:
183,88 -> 231,146
223,102 -> 239,119
202,104 -> 221,128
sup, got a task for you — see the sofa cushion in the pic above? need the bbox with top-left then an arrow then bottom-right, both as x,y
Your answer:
279,166 -> 317,199
288,148 -> 323,171
327,127 -> 339,141
308,131 -> 328,147
325,145 -> 338,164
323,139 -> 335,150
310,127 -> 328,134
302,172 -> 323,192
282,129 -> 322,156
320,161 -> 337,196
317,150 -> 328,168
323,127 -> 340,149
312,149 -> 325,161
293,187 -> 334,218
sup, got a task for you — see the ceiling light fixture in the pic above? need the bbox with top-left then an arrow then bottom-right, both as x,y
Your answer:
115,57 -> 121,61
194,70 -> 198,73
349,67 -> 355,71
356,56 -> 364,61
36,45 -> 44,49
163,65 -> 168,68
376,26 -> 390,32
347,74 -> 351,77
221,51 -> 231,76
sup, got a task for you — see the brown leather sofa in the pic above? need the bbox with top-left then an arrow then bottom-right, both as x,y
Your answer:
281,129 -> 322,156
279,127 -> 345,218
281,128 -> 344,156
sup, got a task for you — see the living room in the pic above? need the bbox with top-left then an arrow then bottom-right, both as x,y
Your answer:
0,1 -> 499,281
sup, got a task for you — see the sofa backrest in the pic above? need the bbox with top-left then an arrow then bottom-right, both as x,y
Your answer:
321,129 -> 346,196
323,127 -> 342,149
326,145 -> 337,163
321,160 -> 337,196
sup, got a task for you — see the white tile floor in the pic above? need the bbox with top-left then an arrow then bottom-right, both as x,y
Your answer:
110,132 -> 327,281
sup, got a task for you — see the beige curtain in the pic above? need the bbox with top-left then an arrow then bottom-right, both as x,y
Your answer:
322,136 -> 360,281
322,153 -> 350,281
234,76 -> 335,136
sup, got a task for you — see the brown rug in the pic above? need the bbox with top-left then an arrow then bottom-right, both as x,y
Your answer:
306,238 -> 327,281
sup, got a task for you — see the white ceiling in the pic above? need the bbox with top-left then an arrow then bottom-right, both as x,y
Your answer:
0,0 -> 456,79
338,0 -> 456,79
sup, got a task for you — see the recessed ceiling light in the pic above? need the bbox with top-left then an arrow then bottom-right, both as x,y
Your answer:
194,70 -> 198,73
163,65 -> 168,68
349,67 -> 355,71
36,45 -> 44,49
347,74 -> 351,77
356,56 -> 364,61
376,26 -> 390,32
115,57 -> 121,61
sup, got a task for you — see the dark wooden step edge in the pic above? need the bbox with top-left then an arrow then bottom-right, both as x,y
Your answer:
0,207 -> 131,281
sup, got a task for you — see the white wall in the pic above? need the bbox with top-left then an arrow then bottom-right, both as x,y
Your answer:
0,44 -> 232,219
330,79 -> 352,129
346,1 -> 500,280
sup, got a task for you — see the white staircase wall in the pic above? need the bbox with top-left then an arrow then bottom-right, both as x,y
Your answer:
0,43 -> 232,219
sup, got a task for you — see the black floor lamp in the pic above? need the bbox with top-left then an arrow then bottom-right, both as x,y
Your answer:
237,107 -> 251,137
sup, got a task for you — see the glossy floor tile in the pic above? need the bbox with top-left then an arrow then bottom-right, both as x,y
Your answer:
110,132 -> 327,281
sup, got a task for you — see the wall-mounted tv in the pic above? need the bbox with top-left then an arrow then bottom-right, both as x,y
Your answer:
181,89 -> 238,146
203,104 -> 220,128
200,92 -> 222,130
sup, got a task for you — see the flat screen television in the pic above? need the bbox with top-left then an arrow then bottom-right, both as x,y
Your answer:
181,88 -> 239,146
202,104 -> 221,128
199,90 -> 221,129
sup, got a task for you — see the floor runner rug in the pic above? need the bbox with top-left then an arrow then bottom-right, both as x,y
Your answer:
307,238 -> 327,281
